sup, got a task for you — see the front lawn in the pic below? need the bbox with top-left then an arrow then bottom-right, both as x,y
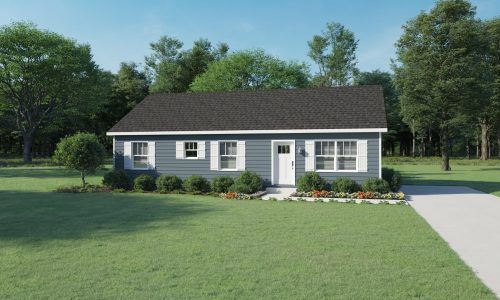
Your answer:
0,167 -> 494,298
385,157 -> 500,197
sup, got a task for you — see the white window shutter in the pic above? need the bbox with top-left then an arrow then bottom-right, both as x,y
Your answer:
198,141 -> 206,159
123,141 -> 132,170
210,141 -> 219,170
175,141 -> 184,159
236,141 -> 245,171
305,140 -> 315,171
357,140 -> 368,172
148,141 -> 156,169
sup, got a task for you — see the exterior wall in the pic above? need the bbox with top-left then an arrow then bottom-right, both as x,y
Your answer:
114,132 -> 381,186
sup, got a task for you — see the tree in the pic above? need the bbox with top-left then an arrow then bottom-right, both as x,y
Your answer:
355,70 -> 403,155
308,22 -> 358,86
53,132 -> 106,188
394,0 -> 487,170
145,36 -> 228,93
0,22 -> 97,162
189,49 -> 310,92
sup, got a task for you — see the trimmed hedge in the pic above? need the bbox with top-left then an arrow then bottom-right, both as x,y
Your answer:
296,172 -> 327,192
230,171 -> 263,194
134,174 -> 156,191
332,177 -> 360,193
156,174 -> 182,193
382,167 -> 402,192
211,176 -> 234,193
361,178 -> 390,194
102,170 -> 130,190
183,175 -> 210,193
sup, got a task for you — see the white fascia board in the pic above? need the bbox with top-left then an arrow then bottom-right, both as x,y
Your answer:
107,128 -> 388,136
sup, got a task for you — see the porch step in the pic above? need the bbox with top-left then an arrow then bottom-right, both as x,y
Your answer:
262,187 -> 297,200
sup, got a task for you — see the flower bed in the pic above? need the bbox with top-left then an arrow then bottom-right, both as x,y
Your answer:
219,191 -> 267,200
291,190 -> 405,200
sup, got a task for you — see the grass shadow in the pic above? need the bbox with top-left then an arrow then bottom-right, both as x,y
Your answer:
0,190 -> 216,242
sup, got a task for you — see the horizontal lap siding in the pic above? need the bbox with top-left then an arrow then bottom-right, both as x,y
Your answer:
114,133 -> 380,185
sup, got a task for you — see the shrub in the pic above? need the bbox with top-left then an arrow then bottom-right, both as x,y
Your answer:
53,132 -> 106,188
156,174 -> 182,193
296,172 -> 326,192
211,176 -> 234,193
361,178 -> 390,193
102,170 -> 130,190
183,175 -> 210,193
382,167 -> 402,192
134,174 -> 156,191
230,171 -> 263,194
331,177 -> 360,193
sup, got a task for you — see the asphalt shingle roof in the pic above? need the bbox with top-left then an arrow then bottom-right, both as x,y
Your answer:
108,86 -> 387,133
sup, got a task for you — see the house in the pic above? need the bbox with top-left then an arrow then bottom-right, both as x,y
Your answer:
107,86 -> 387,186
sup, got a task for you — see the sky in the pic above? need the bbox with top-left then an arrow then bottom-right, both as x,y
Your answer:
1,0 -> 498,74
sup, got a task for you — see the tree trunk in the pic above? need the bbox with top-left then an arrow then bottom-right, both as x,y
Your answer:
480,122 -> 489,160
440,128 -> 451,171
466,137 -> 471,159
412,131 -> 416,158
421,136 -> 425,157
81,172 -> 86,189
22,133 -> 33,163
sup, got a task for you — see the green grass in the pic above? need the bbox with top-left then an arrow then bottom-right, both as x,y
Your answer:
385,157 -> 500,197
0,166 -> 495,298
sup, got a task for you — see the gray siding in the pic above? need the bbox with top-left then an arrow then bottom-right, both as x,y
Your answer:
114,133 -> 380,186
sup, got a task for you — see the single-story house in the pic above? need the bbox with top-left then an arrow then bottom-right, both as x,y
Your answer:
107,86 -> 387,187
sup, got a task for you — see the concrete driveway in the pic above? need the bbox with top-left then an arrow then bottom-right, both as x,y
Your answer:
402,185 -> 500,297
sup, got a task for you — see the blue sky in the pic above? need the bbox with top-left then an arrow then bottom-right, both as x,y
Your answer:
1,0 -> 498,73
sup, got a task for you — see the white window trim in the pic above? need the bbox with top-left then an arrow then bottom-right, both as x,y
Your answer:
131,141 -> 150,170
314,139 -> 359,173
218,140 -> 238,171
183,141 -> 199,159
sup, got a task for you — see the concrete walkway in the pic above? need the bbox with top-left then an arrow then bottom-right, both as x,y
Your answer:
402,185 -> 500,296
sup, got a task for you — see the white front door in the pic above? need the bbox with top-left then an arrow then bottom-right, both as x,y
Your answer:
273,141 -> 295,185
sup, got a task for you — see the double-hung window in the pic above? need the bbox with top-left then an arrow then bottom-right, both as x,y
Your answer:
315,141 -> 335,171
220,142 -> 237,170
185,142 -> 198,158
133,142 -> 149,169
337,141 -> 357,170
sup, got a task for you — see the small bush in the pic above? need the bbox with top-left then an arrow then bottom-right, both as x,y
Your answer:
362,178 -> 390,193
183,175 -> 210,193
156,174 -> 182,193
332,177 -> 360,193
230,171 -> 263,194
296,172 -> 326,192
54,184 -> 110,193
134,174 -> 156,191
382,167 -> 402,192
211,176 -> 234,193
102,170 -> 130,190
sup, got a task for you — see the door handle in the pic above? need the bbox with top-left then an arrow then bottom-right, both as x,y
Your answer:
292,161 -> 294,169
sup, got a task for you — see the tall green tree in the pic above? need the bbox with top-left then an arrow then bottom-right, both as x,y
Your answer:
394,0 -> 487,170
145,36 -> 228,93
355,70 -> 404,155
189,49 -> 310,92
0,22 -> 97,162
308,22 -> 358,86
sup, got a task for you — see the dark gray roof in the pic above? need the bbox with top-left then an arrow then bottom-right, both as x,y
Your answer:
108,86 -> 387,133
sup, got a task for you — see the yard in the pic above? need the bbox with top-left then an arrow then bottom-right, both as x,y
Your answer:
0,163 -> 495,298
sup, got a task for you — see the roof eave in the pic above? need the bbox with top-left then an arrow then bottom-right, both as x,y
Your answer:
106,128 -> 388,136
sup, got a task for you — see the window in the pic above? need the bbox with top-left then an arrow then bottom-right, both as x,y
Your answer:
133,142 -> 148,169
337,141 -> 357,170
315,141 -> 335,170
278,145 -> 290,154
185,142 -> 198,158
220,142 -> 237,170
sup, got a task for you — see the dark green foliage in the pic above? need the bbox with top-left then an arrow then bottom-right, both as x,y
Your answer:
362,178 -> 390,193
296,172 -> 327,192
211,176 -> 234,193
156,174 -> 182,193
183,175 -> 210,193
53,133 -> 106,188
229,171 -> 263,194
382,167 -> 402,192
331,177 -> 360,193
102,170 -> 130,190
133,174 -> 156,191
